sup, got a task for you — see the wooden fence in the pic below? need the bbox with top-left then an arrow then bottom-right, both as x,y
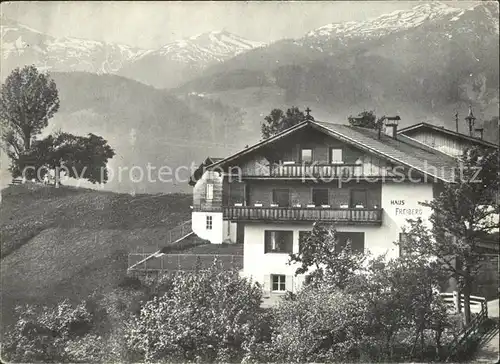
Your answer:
127,253 -> 243,272
439,291 -> 489,361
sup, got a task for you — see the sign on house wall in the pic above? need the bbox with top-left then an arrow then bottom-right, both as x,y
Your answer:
390,199 -> 424,217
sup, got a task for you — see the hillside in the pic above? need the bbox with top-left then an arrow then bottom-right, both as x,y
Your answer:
0,184 -> 193,330
1,72 -> 252,193
175,2 -> 499,138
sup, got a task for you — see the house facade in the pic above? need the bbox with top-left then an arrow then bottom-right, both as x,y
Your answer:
190,119 -> 467,295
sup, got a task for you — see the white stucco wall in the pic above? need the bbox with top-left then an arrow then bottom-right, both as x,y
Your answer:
241,182 -> 435,294
192,211 -> 224,244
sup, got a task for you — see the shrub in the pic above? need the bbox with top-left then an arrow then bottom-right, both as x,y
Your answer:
260,286 -> 368,363
2,300 -> 95,362
126,262 -> 263,362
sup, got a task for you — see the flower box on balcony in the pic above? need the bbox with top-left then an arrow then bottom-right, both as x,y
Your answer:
340,204 -> 349,209
293,203 -> 302,208
307,204 -> 316,208
270,203 -> 279,207
254,203 -> 263,207
283,161 -> 296,165
355,204 -> 365,209
234,203 -> 243,207
321,204 -> 331,208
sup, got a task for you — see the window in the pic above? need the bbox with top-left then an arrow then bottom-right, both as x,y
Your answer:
301,148 -> 313,163
272,274 -> 286,292
206,183 -> 214,200
330,148 -> 343,164
350,189 -> 367,208
272,189 -> 290,207
206,215 -> 213,230
335,232 -> 365,253
265,231 -> 293,253
312,188 -> 329,206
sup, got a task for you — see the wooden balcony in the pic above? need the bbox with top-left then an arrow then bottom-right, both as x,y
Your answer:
223,206 -> 383,225
270,163 -> 362,178
237,162 -> 394,179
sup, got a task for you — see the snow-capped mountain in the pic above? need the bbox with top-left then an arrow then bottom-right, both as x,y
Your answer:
0,17 -> 149,77
303,2 -> 499,51
178,1 -> 498,136
306,2 -> 463,41
147,30 -> 264,63
117,30 -> 264,88
1,17 -> 264,88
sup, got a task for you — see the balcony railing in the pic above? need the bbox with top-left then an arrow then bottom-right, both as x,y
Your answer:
223,206 -> 383,225
270,163 -> 363,178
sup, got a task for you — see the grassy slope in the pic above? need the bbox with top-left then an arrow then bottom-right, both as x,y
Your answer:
0,183 -> 192,329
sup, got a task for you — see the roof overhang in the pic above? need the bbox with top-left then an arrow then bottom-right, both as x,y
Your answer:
207,120 -> 454,183
398,123 -> 499,149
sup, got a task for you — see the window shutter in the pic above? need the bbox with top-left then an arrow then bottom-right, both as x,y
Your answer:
285,275 -> 294,292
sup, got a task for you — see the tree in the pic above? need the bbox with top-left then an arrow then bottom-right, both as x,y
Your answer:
126,263 -> 263,362
347,110 -> 379,128
401,146 -> 500,325
0,65 -> 59,158
11,132 -> 115,184
254,253 -> 453,363
261,106 -> 305,139
265,287 -> 368,363
347,254 -> 450,361
288,223 -> 366,290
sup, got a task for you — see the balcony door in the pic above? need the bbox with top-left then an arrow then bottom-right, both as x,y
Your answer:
228,181 -> 247,206
350,189 -> 367,208
312,188 -> 329,206
273,188 -> 290,207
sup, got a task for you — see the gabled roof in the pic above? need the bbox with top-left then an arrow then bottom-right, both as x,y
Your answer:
398,122 -> 499,149
188,157 -> 224,186
209,120 -> 459,183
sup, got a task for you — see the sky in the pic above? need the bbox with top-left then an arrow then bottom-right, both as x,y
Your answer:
1,1 -> 479,49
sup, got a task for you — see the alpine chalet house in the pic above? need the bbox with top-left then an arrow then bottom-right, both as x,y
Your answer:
190,112 -> 496,295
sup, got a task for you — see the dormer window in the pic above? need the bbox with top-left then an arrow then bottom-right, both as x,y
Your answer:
330,148 -> 343,164
301,148 -> 313,163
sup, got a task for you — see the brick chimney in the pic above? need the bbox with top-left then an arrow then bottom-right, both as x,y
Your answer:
383,116 -> 401,139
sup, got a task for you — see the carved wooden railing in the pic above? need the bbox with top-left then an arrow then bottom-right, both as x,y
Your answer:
223,206 -> 383,224
269,163 -> 364,178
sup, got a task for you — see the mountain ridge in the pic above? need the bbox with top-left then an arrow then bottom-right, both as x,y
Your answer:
1,17 -> 264,88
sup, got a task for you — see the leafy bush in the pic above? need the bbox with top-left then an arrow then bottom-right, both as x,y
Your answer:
2,300 -> 95,362
126,262 -> 263,362
264,287 -> 368,363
